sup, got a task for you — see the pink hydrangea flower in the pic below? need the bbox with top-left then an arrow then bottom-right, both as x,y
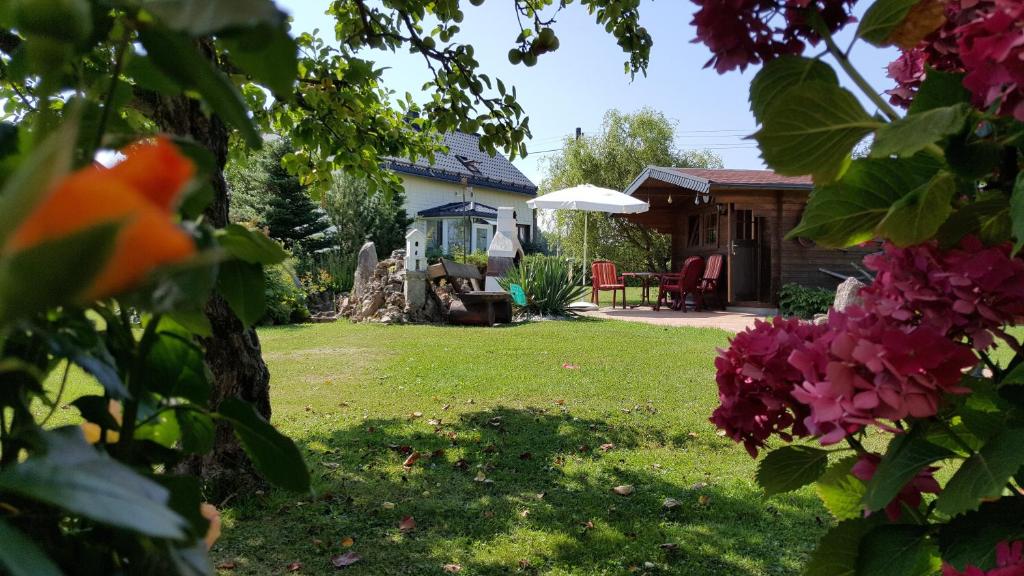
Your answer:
710,317 -> 828,456
789,306 -> 977,444
942,541 -> 1024,576
886,48 -> 927,107
861,238 -> 1024,350
957,0 -> 1024,120
851,452 -> 941,521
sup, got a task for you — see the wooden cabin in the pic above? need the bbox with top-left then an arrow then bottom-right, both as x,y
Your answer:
622,167 -> 874,308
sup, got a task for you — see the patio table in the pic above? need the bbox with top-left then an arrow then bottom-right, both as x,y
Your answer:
621,272 -> 664,308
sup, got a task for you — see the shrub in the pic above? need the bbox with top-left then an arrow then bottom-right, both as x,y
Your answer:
778,283 -> 834,319
499,255 -> 589,316
263,263 -> 310,325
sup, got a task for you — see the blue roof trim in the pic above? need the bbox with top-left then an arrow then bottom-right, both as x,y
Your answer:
623,166 -> 711,196
418,201 -> 499,219
387,161 -> 538,196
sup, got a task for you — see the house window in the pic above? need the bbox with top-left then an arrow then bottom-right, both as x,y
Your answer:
445,219 -> 469,253
703,213 -> 718,247
426,221 -> 442,250
687,215 -> 701,248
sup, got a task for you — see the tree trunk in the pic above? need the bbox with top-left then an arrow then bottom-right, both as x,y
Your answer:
146,90 -> 271,494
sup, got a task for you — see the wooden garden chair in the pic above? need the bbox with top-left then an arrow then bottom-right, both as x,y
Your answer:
695,253 -> 725,311
590,260 -> 626,309
655,256 -> 705,311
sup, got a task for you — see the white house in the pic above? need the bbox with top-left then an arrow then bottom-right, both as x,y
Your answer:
384,132 -> 538,254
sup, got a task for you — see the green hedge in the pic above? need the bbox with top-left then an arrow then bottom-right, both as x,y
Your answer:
778,283 -> 834,319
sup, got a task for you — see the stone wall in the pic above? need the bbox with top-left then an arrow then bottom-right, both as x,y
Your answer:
339,248 -> 449,324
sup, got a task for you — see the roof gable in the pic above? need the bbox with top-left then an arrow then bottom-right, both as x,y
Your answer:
624,166 -> 813,196
386,132 -> 538,196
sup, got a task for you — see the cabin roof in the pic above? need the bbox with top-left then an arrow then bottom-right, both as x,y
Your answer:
624,166 -> 813,196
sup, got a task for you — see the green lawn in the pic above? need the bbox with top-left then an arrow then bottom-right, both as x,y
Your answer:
42,319 -> 827,575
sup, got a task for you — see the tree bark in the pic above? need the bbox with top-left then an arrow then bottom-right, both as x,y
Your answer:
145,89 -> 271,495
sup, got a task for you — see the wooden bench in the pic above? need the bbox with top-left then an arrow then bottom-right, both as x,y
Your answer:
428,258 -> 512,326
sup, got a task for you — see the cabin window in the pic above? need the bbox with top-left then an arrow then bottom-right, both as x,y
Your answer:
703,213 -> 718,247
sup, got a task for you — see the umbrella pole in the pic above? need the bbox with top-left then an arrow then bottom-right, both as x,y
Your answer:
582,211 -> 588,287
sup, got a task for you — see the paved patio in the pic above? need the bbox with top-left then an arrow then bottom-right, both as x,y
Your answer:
580,307 -> 770,332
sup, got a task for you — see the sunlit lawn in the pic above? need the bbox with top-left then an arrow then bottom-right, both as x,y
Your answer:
45,319 -> 829,575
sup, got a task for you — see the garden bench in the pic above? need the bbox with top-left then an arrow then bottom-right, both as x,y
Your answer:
428,258 -> 512,326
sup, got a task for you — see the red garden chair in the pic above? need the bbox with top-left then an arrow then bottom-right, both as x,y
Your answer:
695,253 -> 725,311
655,256 -> 705,311
591,260 -> 626,309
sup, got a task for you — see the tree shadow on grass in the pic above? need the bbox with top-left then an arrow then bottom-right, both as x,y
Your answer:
214,407 -> 825,575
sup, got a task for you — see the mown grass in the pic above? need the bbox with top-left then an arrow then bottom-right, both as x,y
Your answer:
39,319 -> 827,576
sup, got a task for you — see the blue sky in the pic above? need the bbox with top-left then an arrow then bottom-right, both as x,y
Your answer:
276,0 -> 897,186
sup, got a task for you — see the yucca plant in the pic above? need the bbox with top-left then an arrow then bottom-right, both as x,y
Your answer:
499,255 -> 589,316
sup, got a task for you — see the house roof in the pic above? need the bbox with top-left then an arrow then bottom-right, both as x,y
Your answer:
417,201 -> 498,220
624,166 -> 813,196
385,132 -> 538,196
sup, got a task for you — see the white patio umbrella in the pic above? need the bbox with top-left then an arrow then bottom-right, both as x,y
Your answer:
527,184 -> 649,286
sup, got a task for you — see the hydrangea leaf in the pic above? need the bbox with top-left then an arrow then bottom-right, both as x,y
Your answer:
815,456 -> 866,520
142,0 -> 284,36
909,70 -> 971,114
871,105 -> 970,158
937,190 -> 1011,248
935,427 -> 1024,517
876,171 -> 956,246
0,519 -> 62,576
216,259 -> 265,327
786,154 -> 943,247
939,498 -> 1024,571
755,445 -> 830,496
1011,172 -> 1024,255
857,524 -> 940,576
857,0 -> 921,46
862,427 -> 954,512
749,56 -> 838,124
754,82 -> 880,183
803,518 -> 880,576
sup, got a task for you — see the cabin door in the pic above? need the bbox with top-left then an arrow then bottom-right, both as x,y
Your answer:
727,206 -> 772,305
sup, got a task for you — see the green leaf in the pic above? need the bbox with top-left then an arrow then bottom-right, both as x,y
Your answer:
1011,172 -> 1024,254
218,23 -> 297,99
216,398 -> 310,492
755,82 -> 880,183
145,331 -> 211,404
862,427 -> 954,512
0,428 -> 187,539
803,518 -> 878,576
143,0 -> 284,36
219,224 -> 288,265
937,190 -> 1011,248
0,221 -> 121,324
0,120 -> 75,247
909,70 -> 971,114
216,259 -> 266,326
137,24 -> 261,148
815,456 -> 866,520
787,154 -> 943,247
749,56 -> 838,124
176,408 -> 215,453
935,427 -> 1024,516
0,519 -> 62,576
856,524 -> 940,576
939,498 -> 1024,571
871,104 -> 970,158
755,445 -> 830,496
124,53 -> 181,96
876,171 -> 956,246
857,0 -> 920,46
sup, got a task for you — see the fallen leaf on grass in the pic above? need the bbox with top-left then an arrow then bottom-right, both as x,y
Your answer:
428,418 -> 442,426
410,411 -> 423,419
599,443 -> 615,452
453,459 -> 469,470
561,363 -> 579,370
581,520 -> 594,530
554,399 -> 566,405
331,552 -> 361,568
612,485 -> 635,496
382,501 -> 395,510
403,451 -> 421,467
690,482 -> 708,490
340,537 -> 354,548
399,516 -> 416,532
698,495 -> 711,506
286,561 -> 302,572
215,561 -> 237,570
519,509 -> 530,518
442,403 -> 451,411
442,564 -> 462,573
663,498 -> 681,509
482,510 -> 495,519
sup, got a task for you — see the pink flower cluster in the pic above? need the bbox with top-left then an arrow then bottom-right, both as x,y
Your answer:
690,0 -> 855,73
710,317 -> 827,456
886,0 -> 1024,120
850,452 -> 941,521
943,541 -> 1024,576
861,237 -> 1024,350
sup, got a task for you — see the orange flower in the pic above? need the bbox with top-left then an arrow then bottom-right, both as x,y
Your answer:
4,137 -> 196,301
80,399 -> 122,444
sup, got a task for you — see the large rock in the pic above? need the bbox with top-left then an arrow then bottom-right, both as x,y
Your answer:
353,241 -> 378,301
834,277 -> 866,312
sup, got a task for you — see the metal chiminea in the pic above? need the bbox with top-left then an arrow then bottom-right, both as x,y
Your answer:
484,207 -> 524,291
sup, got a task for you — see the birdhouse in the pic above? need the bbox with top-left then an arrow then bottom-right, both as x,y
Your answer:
405,228 -> 426,272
